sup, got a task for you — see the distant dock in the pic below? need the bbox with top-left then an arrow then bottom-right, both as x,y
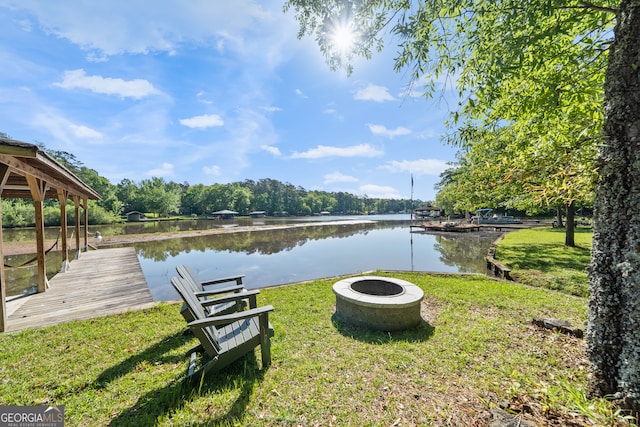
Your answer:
411,223 -> 481,233
411,222 -> 535,233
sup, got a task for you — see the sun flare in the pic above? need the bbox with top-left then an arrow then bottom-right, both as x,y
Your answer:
330,22 -> 356,55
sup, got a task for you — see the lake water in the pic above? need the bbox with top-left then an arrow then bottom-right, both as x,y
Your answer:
3,215 -> 501,300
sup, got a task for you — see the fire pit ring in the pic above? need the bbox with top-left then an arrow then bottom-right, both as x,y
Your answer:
333,276 -> 424,331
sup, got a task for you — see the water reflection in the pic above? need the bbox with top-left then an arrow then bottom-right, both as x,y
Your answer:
130,221 -> 390,262
4,250 -> 77,297
3,216 -> 501,301
433,233 -> 500,273
2,216 -> 395,298
132,224 -> 500,301
0,216 -> 324,243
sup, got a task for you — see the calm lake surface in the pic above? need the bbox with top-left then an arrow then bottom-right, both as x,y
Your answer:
4,215 -> 501,300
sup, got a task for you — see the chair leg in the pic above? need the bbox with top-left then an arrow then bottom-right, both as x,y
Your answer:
259,314 -> 271,367
188,352 -> 198,377
186,354 -> 220,381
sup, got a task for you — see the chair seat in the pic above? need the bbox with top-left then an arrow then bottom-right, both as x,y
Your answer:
217,318 -> 274,354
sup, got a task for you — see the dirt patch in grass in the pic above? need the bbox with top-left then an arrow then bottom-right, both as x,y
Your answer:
421,296 -> 441,326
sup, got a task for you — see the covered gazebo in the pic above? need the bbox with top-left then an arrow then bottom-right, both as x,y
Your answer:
210,209 -> 238,220
0,137 -> 101,332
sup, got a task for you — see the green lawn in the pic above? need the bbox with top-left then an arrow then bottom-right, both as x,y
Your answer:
3,271 -> 630,426
495,227 -> 593,297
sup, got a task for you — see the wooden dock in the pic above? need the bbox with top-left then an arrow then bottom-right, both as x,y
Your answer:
411,223 -> 481,232
411,222 -> 536,233
5,247 -> 155,332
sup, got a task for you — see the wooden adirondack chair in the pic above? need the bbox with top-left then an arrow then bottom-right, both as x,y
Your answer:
171,275 -> 274,378
175,264 -> 253,322
176,264 -> 245,297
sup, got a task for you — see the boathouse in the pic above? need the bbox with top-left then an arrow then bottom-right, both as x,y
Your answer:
125,211 -> 146,222
414,205 -> 443,218
210,209 -> 238,220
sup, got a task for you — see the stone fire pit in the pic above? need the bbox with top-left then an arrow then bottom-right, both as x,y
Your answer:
333,276 -> 424,331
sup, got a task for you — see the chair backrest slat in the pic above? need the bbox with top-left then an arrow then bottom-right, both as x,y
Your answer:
171,276 -> 221,352
176,265 -> 203,293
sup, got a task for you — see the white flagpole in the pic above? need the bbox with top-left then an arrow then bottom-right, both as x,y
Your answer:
410,174 -> 414,222
410,174 -> 414,271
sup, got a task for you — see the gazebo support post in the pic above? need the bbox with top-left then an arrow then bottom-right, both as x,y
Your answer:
57,189 -> 70,272
73,195 -> 81,258
82,197 -> 89,252
27,176 -> 49,293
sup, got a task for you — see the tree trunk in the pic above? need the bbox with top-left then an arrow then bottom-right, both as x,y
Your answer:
586,0 -> 640,417
555,204 -> 564,228
565,201 -> 575,247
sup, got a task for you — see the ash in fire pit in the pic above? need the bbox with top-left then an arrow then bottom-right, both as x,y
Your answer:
333,276 -> 424,331
350,279 -> 404,296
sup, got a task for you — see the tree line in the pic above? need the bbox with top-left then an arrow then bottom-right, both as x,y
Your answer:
116,176 -> 420,218
0,147 -> 424,228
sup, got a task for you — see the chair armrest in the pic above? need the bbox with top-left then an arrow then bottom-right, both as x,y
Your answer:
200,289 -> 260,307
201,275 -> 245,287
188,305 -> 274,328
194,285 -> 244,298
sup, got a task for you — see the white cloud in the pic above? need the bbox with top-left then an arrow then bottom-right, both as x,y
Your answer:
12,1 -> 275,57
359,184 -> 402,199
54,69 -> 160,99
18,19 -> 33,32
196,91 -> 214,105
415,129 -> 438,140
354,84 -> 395,102
30,109 -> 105,146
295,88 -> 308,98
324,172 -> 358,184
176,109 -> 279,180
380,159 -> 449,175
323,108 -> 344,120
368,124 -> 411,138
222,108 -> 278,168
146,162 -> 174,177
290,144 -> 383,159
261,106 -> 282,113
203,165 -> 221,176
261,145 -> 281,156
180,114 -> 224,129
69,124 -> 103,139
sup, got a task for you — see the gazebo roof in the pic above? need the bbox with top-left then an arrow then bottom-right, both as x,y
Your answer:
0,137 -> 101,200
212,210 -> 238,215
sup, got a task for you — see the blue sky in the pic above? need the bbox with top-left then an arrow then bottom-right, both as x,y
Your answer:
0,1 -> 459,201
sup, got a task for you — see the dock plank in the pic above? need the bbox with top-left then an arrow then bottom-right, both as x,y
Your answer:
5,247 -> 154,332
